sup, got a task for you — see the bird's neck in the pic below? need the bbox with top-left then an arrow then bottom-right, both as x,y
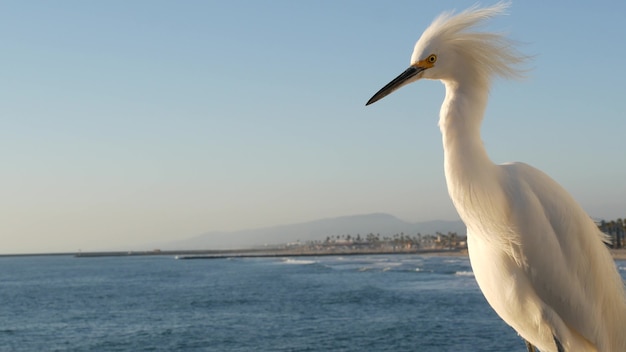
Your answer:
439,80 -> 500,224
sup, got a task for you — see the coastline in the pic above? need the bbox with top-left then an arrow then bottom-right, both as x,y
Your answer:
5,248 -> 626,261
176,248 -> 471,260
75,247 -> 626,261
174,248 -> 626,260
72,248 -> 467,259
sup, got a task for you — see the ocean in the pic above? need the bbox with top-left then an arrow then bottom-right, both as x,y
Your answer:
2,254 -> 624,351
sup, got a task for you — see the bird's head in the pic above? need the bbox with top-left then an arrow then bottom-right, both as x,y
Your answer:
366,2 -> 526,106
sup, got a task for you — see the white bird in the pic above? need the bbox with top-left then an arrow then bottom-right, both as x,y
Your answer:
366,3 -> 626,352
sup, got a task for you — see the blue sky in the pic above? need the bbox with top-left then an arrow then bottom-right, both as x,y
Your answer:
2,1 -> 625,254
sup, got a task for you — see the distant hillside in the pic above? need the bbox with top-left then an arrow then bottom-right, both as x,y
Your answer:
160,213 -> 465,250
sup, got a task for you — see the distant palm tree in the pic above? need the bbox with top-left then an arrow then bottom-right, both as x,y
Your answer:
598,219 -> 626,248
617,219 -> 625,249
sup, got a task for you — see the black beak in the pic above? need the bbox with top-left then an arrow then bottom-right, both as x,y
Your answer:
366,66 -> 425,106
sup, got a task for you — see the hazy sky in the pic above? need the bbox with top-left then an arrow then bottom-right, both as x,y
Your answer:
2,1 -> 626,254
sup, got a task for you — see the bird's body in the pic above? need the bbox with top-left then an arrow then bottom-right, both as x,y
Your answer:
442,78 -> 626,351
366,3 -> 626,351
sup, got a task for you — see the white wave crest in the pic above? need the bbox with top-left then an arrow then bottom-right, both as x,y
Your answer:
282,258 -> 316,265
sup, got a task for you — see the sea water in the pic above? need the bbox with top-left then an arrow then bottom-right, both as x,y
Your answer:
2,254 -> 624,351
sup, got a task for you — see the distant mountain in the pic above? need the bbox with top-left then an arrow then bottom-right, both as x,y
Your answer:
159,213 -> 465,250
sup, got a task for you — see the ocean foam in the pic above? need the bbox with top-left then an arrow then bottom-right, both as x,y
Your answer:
282,258 -> 316,265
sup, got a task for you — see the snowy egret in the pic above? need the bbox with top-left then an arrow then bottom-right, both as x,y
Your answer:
366,3 -> 626,352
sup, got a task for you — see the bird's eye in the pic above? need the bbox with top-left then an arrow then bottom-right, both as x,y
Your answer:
427,54 -> 437,63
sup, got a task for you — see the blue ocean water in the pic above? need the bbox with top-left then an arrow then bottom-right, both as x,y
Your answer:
1,255 -> 624,351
